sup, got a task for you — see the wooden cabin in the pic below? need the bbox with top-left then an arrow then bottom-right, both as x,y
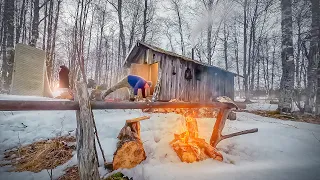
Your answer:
124,41 -> 238,102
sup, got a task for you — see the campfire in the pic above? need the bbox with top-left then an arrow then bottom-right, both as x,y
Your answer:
170,115 -> 223,163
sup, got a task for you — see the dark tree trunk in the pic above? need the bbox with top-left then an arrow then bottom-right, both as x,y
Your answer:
46,0 -> 53,84
22,0 -> 29,44
16,0 -> 26,44
29,0 -> 39,47
207,0 -> 214,64
2,0 -> 15,90
171,0 -> 185,56
128,1 -> 140,50
279,0 -> 295,113
296,16 -> 302,89
141,0 -> 147,42
223,22 -> 228,70
86,8 -> 95,76
118,0 -> 126,62
233,26 -> 241,95
249,0 -> 259,93
42,2 -> 47,50
243,0 -> 249,101
271,36 -> 276,91
49,0 -> 61,83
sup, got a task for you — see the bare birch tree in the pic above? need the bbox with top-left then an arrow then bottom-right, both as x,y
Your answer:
309,0 -> 320,114
279,0 -> 295,113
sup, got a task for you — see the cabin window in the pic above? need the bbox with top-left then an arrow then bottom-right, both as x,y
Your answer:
185,67 -> 193,80
195,68 -> 201,81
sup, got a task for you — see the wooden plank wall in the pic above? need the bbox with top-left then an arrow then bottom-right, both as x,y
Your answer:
125,48 -> 235,102
157,52 -> 234,102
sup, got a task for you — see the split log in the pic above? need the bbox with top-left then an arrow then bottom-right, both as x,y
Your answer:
112,117 -> 148,170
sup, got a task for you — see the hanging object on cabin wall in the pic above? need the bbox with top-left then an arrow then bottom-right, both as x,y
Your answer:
172,66 -> 176,75
185,67 -> 192,80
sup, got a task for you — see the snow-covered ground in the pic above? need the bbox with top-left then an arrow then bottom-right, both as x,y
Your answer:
1,95 -> 320,180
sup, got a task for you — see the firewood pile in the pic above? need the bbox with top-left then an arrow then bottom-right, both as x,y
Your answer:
170,116 -> 223,163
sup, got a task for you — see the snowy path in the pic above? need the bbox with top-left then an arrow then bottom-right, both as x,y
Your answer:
0,95 -> 320,180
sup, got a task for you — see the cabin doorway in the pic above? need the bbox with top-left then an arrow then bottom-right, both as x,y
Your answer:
129,63 -> 159,96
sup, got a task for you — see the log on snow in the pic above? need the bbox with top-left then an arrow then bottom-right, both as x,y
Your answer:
112,117 -> 147,170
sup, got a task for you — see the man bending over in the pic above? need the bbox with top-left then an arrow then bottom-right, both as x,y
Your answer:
101,75 -> 152,101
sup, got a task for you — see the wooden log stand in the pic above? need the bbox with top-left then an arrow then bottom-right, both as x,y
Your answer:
210,108 -> 258,148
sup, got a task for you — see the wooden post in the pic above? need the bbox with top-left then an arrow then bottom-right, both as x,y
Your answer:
210,108 -> 232,147
210,108 -> 258,147
75,82 -> 100,180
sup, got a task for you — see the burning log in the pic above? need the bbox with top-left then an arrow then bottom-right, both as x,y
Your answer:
112,116 -> 149,170
170,116 -> 223,163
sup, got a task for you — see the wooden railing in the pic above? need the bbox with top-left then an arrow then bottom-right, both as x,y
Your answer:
0,100 -> 234,111
0,83 -> 252,180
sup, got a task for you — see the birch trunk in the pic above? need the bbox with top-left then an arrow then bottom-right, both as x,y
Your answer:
310,0 -> 320,115
279,0 -> 295,113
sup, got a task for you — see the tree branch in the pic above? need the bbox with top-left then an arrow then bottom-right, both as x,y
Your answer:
39,14 -> 49,24
106,0 -> 118,11
39,0 -> 51,10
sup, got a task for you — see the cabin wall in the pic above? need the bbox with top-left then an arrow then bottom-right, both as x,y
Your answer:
126,48 -> 235,102
153,51 -> 234,102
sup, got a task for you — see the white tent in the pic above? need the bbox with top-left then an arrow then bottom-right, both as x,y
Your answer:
10,43 -> 53,97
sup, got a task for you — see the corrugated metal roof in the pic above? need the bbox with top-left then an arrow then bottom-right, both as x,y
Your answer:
124,41 -> 242,77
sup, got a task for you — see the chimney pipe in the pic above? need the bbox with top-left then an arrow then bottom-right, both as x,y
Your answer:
191,48 -> 194,60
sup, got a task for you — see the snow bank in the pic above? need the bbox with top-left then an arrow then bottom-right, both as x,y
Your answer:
1,95 -> 320,180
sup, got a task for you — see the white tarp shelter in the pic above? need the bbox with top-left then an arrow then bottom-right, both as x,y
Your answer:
10,43 -> 52,97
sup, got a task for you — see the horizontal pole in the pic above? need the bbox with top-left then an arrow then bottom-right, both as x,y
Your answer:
0,100 -> 235,111
221,128 -> 258,140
